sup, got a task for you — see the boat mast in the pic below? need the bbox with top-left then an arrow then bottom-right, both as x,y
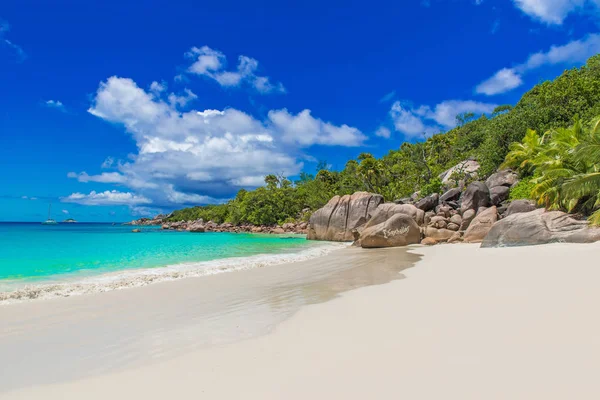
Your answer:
48,203 -> 52,220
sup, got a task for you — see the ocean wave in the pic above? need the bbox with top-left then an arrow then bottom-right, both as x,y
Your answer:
0,242 -> 347,305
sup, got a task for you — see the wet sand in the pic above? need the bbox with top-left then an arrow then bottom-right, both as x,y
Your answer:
4,243 -> 600,399
0,246 -> 419,393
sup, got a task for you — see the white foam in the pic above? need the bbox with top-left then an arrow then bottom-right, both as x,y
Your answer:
0,242 -> 347,305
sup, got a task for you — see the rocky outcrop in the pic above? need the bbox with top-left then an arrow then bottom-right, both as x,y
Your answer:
307,192 -> 384,241
485,169 -> 518,189
505,199 -> 536,216
464,206 -> 498,243
421,237 -> 438,246
415,193 -> 439,212
423,226 -> 455,242
188,221 -> 206,232
481,209 -> 600,247
460,182 -> 490,213
489,186 -> 510,206
160,220 -> 309,234
363,203 -> 425,229
439,160 -> 480,187
440,188 -> 461,203
360,214 -> 421,248
125,214 -> 170,226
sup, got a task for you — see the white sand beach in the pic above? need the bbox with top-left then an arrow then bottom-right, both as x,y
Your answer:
3,242 -> 600,399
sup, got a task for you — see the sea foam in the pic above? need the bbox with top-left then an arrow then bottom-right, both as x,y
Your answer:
0,242 -> 346,304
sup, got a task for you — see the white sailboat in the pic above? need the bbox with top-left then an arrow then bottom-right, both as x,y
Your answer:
42,203 -> 58,225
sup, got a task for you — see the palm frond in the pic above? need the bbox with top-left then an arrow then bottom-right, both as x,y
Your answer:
588,209 -> 600,226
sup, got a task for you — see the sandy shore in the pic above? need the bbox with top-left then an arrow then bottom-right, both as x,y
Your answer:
3,242 -> 600,399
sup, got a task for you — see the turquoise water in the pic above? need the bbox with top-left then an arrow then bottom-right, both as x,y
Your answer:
0,222 -> 318,289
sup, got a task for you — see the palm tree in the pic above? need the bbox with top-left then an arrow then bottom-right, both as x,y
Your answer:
526,117 -> 600,224
502,129 -> 545,174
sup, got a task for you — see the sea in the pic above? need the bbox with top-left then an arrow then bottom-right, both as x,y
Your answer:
0,222 -> 340,303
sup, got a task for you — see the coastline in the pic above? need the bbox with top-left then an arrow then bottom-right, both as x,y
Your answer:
4,242 -> 600,399
0,245 -> 419,394
0,238 -> 345,304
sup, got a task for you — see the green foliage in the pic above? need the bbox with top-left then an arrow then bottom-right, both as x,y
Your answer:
421,178 -> 442,197
167,56 -> 600,226
504,116 -> 600,224
508,177 -> 536,201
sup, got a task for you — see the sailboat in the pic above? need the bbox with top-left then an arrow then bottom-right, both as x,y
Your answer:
42,203 -> 58,225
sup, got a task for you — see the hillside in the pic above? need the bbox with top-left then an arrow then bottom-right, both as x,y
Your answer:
167,55 -> 600,225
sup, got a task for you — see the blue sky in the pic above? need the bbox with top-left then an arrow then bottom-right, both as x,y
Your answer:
1,0 -> 600,222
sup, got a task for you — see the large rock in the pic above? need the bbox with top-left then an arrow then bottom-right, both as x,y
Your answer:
440,188 -> 461,203
460,209 -> 476,231
424,227 -> 455,242
394,197 -> 413,205
460,182 -> 490,213
308,192 -> 384,241
364,203 -> 425,228
490,186 -> 510,206
506,199 -> 536,216
450,214 -> 462,226
482,209 -> 600,247
447,222 -> 460,231
188,222 -> 206,233
415,193 -> 439,212
429,216 -> 448,229
464,206 -> 498,243
360,214 -> 421,248
439,160 -> 480,186
421,237 -> 438,246
486,169 -> 518,189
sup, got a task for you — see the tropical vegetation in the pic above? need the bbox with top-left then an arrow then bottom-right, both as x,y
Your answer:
168,55 -> 600,225
503,117 -> 600,225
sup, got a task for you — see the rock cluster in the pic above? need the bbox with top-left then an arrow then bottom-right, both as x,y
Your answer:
307,192 -> 383,241
306,167 -> 600,248
159,220 -> 309,234
482,209 -> 600,247
124,214 -> 169,226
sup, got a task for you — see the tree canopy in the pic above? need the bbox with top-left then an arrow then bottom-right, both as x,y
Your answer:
169,55 -> 600,226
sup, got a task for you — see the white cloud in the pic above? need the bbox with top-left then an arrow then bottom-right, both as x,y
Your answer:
389,100 -> 497,137
512,0 -> 597,24
131,206 -> 162,217
1,19 -> 26,61
79,76 -> 363,208
379,91 -> 396,103
149,81 -> 166,94
167,88 -> 197,108
101,156 -> 115,168
475,68 -> 523,96
45,100 -> 65,110
61,190 -> 152,206
476,33 -> 600,95
62,209 -> 69,215
21,195 -> 38,201
67,171 -> 128,184
523,33 -> 600,69
184,46 -> 285,94
390,102 -> 428,136
268,109 -> 366,147
375,126 -> 391,138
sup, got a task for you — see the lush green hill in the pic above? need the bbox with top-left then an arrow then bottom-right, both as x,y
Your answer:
168,55 -> 600,225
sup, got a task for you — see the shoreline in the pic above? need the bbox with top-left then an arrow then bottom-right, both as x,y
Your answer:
4,242 -> 600,399
0,246 -> 420,394
0,239 -> 345,304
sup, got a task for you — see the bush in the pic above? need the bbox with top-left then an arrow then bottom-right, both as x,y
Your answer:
509,177 -> 536,201
421,178 -> 442,197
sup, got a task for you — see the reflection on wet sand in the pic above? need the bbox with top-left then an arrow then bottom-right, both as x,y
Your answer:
0,247 -> 420,392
